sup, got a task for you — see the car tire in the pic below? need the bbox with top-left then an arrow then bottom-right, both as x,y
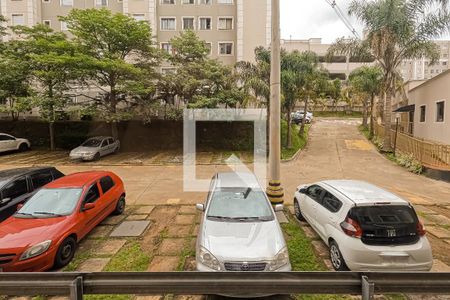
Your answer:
18,143 -> 29,152
93,152 -> 100,161
114,146 -> 120,153
294,198 -> 306,221
54,236 -> 76,268
113,196 -> 126,215
329,240 -> 349,271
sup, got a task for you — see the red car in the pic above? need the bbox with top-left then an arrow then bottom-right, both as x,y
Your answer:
0,171 -> 126,272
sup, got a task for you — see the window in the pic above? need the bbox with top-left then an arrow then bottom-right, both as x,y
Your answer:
61,21 -> 68,31
182,0 -> 195,3
199,17 -> 212,30
436,101 -> 445,122
443,61 -> 448,66
2,178 -> 28,201
160,18 -> 176,31
31,172 -> 53,189
182,17 -> 195,30
205,42 -> 212,55
420,105 -> 426,122
218,17 -> 233,30
60,0 -> 73,6
132,14 -> 146,21
95,0 -> 108,6
107,138 -> 115,144
217,0 -> 233,3
43,20 -> 51,27
161,0 -> 175,4
42,0 -> 50,3
306,185 -> 324,202
100,176 -> 115,194
84,183 -> 100,204
200,0 -> 211,3
101,140 -> 108,147
11,14 -> 25,26
161,43 -> 174,54
322,192 -> 342,213
0,134 -> 15,141
218,42 -> 233,55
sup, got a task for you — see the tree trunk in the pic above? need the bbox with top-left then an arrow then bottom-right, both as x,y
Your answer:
382,90 -> 393,152
110,88 -> 119,139
362,98 -> 368,127
299,98 -> 309,136
369,94 -> 375,139
286,110 -> 292,149
49,121 -> 55,151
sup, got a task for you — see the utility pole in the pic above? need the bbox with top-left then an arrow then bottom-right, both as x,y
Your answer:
266,0 -> 284,205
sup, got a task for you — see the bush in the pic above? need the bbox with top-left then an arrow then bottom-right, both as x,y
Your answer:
388,152 -> 423,174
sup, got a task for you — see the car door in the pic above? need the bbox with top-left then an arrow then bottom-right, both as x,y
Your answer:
0,177 -> 30,221
107,138 -> 116,154
99,139 -> 109,157
0,134 -> 17,152
78,181 -> 105,238
99,175 -> 118,217
314,191 -> 343,240
302,185 -> 326,230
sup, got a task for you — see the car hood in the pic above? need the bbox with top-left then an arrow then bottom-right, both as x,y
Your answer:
71,146 -> 97,153
0,216 -> 70,250
200,220 -> 286,261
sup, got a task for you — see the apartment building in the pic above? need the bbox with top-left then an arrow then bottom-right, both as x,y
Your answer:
0,0 -> 271,64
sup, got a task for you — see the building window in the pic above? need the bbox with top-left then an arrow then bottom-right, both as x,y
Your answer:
420,105 -> 426,122
95,0 -> 108,6
11,14 -> 25,26
218,42 -> 233,55
199,17 -> 211,30
436,101 -> 445,122
43,20 -> 51,27
161,0 -> 175,4
200,0 -> 211,4
205,42 -> 212,55
42,0 -> 50,3
160,18 -> 176,30
61,21 -> 68,31
182,17 -> 195,30
218,17 -> 233,30
217,0 -> 233,3
132,14 -> 146,21
60,0 -> 73,6
161,43 -> 174,54
182,0 -> 195,3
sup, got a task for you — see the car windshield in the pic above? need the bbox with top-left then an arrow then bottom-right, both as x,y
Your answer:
16,188 -> 82,218
207,187 -> 274,221
82,138 -> 102,147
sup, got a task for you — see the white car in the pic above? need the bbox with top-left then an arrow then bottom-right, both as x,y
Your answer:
293,180 -> 433,271
69,136 -> 120,161
0,133 -> 31,154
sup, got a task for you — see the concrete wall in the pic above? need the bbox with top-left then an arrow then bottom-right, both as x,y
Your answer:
409,70 -> 450,144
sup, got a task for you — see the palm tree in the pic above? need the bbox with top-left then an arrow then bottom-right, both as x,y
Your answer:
349,66 -> 383,138
327,0 -> 450,151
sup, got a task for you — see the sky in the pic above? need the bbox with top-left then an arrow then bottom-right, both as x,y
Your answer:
280,0 -> 364,43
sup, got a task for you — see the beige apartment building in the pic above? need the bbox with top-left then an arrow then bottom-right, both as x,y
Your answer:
0,0 -> 271,65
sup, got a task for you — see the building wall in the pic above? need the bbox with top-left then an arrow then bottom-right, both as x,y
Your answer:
409,70 -> 450,145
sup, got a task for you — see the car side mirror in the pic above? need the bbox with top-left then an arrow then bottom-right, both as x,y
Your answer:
16,203 -> 24,211
0,197 -> 11,205
196,204 -> 205,212
274,204 -> 284,212
83,203 -> 96,211
299,188 -> 307,194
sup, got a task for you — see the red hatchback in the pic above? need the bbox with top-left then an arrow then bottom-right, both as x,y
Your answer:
0,171 -> 125,272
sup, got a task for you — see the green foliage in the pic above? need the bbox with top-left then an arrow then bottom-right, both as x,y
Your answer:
387,152 -> 423,174
281,121 -> 310,160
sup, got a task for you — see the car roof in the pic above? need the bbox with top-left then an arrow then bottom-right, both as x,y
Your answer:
87,136 -> 113,140
320,180 -> 407,205
0,167 -> 54,181
45,171 -> 110,188
215,172 -> 262,189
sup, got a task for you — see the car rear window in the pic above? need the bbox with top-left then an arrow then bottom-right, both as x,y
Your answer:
349,205 -> 420,246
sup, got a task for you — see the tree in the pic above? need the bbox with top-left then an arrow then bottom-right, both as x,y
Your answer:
61,9 -> 160,138
327,0 -> 450,151
349,66 -> 383,137
10,25 -> 84,150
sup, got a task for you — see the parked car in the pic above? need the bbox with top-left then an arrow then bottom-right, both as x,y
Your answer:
0,167 -> 65,222
293,180 -> 433,271
196,172 -> 291,278
69,136 -> 120,161
0,133 -> 31,154
291,111 -> 313,124
0,171 -> 126,272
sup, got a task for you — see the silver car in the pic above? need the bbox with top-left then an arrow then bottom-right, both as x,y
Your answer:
69,136 -> 120,161
196,172 -> 291,277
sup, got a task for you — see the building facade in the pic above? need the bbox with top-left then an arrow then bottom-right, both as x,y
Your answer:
0,0 -> 271,64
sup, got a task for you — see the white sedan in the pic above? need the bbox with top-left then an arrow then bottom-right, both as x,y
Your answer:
294,180 -> 433,271
0,133 -> 31,154
69,136 -> 120,161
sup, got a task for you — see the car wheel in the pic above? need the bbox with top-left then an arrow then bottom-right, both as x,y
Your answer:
294,198 -> 306,221
54,236 -> 76,268
329,240 -> 349,271
113,196 -> 126,215
19,143 -> 29,152
114,146 -> 120,153
93,152 -> 100,161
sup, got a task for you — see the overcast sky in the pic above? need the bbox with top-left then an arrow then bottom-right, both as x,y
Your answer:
280,0 -> 364,43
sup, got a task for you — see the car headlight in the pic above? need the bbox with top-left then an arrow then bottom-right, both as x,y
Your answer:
198,247 -> 221,271
20,240 -> 52,261
268,247 -> 289,271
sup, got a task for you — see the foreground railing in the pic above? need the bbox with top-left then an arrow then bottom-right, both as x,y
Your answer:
1,272 -> 450,300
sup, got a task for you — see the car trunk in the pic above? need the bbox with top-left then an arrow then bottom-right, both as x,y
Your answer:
348,205 -> 420,246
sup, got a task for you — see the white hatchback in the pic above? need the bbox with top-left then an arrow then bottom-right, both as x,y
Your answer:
293,180 -> 433,271
0,133 -> 31,154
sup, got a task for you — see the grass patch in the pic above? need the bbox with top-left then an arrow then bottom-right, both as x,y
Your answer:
85,295 -> 131,300
314,111 -> 362,118
103,240 -> 150,272
281,120 -> 311,160
358,124 -> 370,139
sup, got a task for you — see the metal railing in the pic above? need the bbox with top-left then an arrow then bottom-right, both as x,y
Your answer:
1,272 -> 450,300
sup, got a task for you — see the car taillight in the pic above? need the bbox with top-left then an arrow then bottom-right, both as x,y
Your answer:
417,220 -> 426,236
340,217 -> 363,238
